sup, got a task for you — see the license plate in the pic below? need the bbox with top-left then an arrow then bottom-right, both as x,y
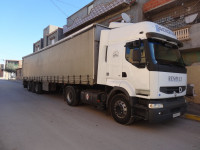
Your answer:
173,112 -> 181,118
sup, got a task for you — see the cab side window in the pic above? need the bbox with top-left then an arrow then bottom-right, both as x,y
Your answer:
125,42 -> 145,65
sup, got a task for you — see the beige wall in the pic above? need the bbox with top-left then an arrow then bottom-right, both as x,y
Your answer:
1,71 -> 11,79
16,68 -> 22,80
186,64 -> 200,104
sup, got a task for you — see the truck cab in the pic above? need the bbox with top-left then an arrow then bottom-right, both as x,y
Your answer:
97,21 -> 187,123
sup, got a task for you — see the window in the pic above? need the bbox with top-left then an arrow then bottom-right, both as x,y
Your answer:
35,45 -> 40,52
88,4 -> 93,14
50,37 -> 55,45
1,64 -> 4,69
125,42 -> 145,64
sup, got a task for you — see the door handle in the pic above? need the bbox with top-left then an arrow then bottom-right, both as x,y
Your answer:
122,72 -> 127,77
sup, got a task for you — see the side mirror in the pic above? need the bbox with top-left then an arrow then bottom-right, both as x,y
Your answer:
132,49 -> 141,62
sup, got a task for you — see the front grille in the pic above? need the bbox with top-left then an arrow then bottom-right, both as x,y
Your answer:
171,107 -> 181,113
160,86 -> 186,94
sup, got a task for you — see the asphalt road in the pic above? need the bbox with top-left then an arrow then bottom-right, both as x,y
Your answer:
0,80 -> 200,150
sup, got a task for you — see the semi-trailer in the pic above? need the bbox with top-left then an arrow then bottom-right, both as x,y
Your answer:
23,22 -> 187,124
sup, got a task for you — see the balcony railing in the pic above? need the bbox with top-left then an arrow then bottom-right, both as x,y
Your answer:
173,27 -> 190,41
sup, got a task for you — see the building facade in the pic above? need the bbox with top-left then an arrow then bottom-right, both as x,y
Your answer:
33,38 -> 43,53
63,0 -> 149,36
33,25 -> 64,52
2,60 -> 22,79
0,64 -> 4,78
47,28 -> 64,46
16,68 -> 22,80
5,60 -> 22,71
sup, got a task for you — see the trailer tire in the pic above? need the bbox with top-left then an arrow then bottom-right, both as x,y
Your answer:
23,81 -> 28,88
64,86 -> 80,106
35,82 -> 42,94
23,84 -> 27,88
27,82 -> 32,92
110,94 -> 133,125
31,82 -> 36,93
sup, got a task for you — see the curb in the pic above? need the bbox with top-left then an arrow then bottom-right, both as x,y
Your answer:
183,114 -> 200,122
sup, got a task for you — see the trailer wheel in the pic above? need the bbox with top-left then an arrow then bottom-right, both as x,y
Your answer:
35,82 -> 42,94
110,94 -> 133,125
23,84 -> 27,88
31,82 -> 36,93
64,86 -> 80,106
23,81 -> 27,88
27,82 -> 32,92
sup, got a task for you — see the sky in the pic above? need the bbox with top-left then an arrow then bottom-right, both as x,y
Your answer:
0,0 -> 93,64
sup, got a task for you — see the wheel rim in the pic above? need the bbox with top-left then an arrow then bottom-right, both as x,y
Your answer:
114,100 -> 128,119
66,91 -> 73,103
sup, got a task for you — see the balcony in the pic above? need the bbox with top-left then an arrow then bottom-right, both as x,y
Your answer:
173,27 -> 190,41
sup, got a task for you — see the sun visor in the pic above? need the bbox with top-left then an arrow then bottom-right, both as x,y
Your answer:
146,32 -> 183,47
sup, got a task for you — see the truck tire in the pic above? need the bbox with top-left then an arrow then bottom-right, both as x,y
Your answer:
64,86 -> 80,106
35,82 -> 42,94
31,82 -> 36,93
23,84 -> 27,88
110,94 -> 133,125
23,81 -> 27,88
27,82 -> 32,92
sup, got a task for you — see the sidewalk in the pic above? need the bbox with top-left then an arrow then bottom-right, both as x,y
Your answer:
184,102 -> 200,122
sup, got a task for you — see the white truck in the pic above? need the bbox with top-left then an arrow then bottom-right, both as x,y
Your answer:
23,21 -> 187,124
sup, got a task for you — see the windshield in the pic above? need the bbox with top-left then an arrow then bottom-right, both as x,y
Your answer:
148,40 -> 185,67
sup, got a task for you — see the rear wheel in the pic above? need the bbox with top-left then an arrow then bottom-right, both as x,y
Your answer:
64,86 -> 80,106
23,81 -> 27,88
35,82 -> 42,94
23,84 -> 27,88
31,82 -> 36,93
27,81 -> 32,92
110,94 -> 133,125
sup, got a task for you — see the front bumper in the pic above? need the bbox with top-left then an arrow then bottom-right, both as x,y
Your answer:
132,96 -> 187,123
148,97 -> 187,123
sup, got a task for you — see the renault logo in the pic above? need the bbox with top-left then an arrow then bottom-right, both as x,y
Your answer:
179,87 -> 182,93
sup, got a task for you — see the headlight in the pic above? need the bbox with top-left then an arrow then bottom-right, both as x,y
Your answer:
148,103 -> 163,109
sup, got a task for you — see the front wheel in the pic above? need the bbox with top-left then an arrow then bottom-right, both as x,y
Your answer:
110,94 -> 133,125
64,86 -> 80,106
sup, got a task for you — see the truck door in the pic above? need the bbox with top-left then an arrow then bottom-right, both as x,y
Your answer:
123,41 -> 150,94
106,44 -> 123,81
